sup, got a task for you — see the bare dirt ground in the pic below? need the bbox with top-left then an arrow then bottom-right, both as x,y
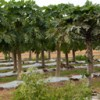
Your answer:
20,50 -> 100,59
0,50 -> 99,100
0,78 -> 100,100
0,89 -> 14,100
0,50 -> 99,60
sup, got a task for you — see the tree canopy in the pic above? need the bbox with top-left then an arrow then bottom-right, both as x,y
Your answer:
0,0 -> 100,83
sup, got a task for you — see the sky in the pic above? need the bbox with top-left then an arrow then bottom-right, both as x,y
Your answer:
34,0 -> 100,6
6,0 -> 100,6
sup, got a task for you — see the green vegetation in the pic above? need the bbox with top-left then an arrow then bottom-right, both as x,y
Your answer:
13,69 -> 91,100
75,55 -> 86,61
0,0 -> 99,80
61,69 -> 86,76
92,78 -> 100,89
0,1 -> 100,100
0,69 -> 12,73
0,76 -> 17,83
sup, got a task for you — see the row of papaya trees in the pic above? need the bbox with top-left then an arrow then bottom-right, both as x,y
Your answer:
0,0 -> 100,86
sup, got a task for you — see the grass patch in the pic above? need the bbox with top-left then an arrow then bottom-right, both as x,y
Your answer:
92,78 -> 100,91
0,76 -> 17,83
94,67 -> 100,72
60,69 -> 86,76
47,68 -> 87,77
13,70 -> 91,100
0,69 -> 12,73
73,63 -> 86,66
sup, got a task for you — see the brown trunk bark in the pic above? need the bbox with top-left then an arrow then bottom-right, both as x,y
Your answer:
72,49 -> 75,62
48,51 -> 51,60
41,50 -> 45,67
17,50 -> 22,79
12,51 -> 17,73
4,53 -> 7,60
8,52 -> 11,61
56,43 -> 61,76
65,52 -> 69,67
36,52 -> 39,63
86,40 -> 93,87
29,50 -> 32,60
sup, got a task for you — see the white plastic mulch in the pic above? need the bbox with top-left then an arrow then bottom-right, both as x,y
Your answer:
0,77 -> 69,89
70,75 -> 85,80
0,62 -> 13,66
76,61 -> 86,64
92,95 -> 100,100
0,81 -> 23,89
0,59 -> 99,67
94,64 -> 100,67
1,60 -> 99,71
74,65 -> 87,69
0,66 -> 13,70
0,62 -> 57,70
92,72 -> 100,77
44,77 -> 69,83
0,61 -> 35,66
0,63 -> 41,70
0,58 -> 80,66
0,59 -> 56,66
0,71 -> 17,78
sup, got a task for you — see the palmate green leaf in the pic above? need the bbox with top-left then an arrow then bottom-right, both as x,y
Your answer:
45,4 -> 74,52
0,0 -> 7,6
3,34 -> 12,44
68,1 -> 100,43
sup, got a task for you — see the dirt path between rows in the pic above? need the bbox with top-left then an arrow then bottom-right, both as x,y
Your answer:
0,89 -> 14,100
0,50 -> 99,60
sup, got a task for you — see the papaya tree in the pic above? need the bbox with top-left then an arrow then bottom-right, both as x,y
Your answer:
5,0 -> 38,78
67,1 -> 100,86
70,37 -> 86,62
61,42 -> 71,67
33,7 -> 50,67
45,4 -> 74,76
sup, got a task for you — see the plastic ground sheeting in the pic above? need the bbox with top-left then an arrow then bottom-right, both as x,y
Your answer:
70,75 -> 84,80
45,77 -> 69,83
0,71 -> 17,77
0,81 -> 23,89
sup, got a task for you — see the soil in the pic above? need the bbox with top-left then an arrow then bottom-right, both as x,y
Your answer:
0,89 -> 15,100
0,78 -> 100,100
0,50 -> 99,100
0,50 -> 99,60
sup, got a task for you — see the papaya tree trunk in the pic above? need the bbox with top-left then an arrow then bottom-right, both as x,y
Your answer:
17,50 -> 22,79
12,51 -> 17,73
56,43 -> 61,76
48,51 -> 51,60
86,40 -> 93,87
8,52 -> 11,61
72,49 -> 75,62
65,52 -> 69,67
4,53 -> 7,60
36,52 -> 39,63
41,50 -> 45,67
29,50 -> 32,60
